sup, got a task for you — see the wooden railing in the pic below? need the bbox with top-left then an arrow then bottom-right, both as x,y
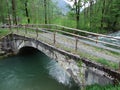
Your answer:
21,24 -> 120,50
11,24 -> 120,52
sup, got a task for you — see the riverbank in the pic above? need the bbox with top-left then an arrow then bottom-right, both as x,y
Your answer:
0,51 -> 7,59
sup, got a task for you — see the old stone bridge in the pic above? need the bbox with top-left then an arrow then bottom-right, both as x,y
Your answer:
0,24 -> 120,85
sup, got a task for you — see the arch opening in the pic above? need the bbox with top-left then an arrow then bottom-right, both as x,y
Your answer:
18,46 -> 43,56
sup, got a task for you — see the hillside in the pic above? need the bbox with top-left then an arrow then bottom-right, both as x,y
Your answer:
52,0 -> 70,14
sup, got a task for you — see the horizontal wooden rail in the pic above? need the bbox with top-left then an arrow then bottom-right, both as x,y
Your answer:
20,24 -> 120,40
23,26 -> 120,48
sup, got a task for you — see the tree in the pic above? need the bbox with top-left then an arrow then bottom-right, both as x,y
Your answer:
89,0 -> 94,30
24,0 -> 30,23
107,0 -> 120,30
11,0 -> 17,25
68,0 -> 82,29
0,0 -> 7,23
100,0 -> 106,30
44,0 -> 47,24
75,0 -> 81,29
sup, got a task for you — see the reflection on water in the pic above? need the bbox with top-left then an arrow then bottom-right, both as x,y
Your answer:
0,47 -> 79,90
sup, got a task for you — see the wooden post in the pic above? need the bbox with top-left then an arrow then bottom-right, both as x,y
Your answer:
36,28 -> 38,39
25,24 -> 27,34
63,27 -> 64,34
8,14 -> 12,33
6,0 -> 12,33
53,31 -> 56,45
75,37 -> 78,52
96,35 -> 99,44
53,25 -> 58,45
119,62 -> 120,70
17,24 -> 19,33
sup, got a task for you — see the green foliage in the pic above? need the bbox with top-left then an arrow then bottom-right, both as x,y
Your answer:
0,29 -> 10,38
66,0 -> 120,33
0,0 -> 119,33
86,84 -> 120,90
0,0 -> 63,24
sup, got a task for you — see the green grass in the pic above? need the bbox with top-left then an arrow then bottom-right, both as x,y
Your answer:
76,50 -> 119,69
97,58 -> 119,69
0,29 -> 10,38
93,46 -> 120,56
86,84 -> 120,90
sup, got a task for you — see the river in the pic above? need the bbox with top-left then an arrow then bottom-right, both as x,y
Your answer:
81,31 -> 120,52
99,31 -> 120,45
0,47 -> 79,90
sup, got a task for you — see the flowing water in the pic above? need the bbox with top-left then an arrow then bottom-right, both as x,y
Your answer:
99,31 -> 120,45
0,47 -> 79,90
98,31 -> 120,50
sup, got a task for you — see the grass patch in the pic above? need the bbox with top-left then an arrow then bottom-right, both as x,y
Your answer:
76,51 -> 119,69
86,84 -> 120,90
0,29 -> 10,38
93,46 -> 120,57
97,58 -> 119,69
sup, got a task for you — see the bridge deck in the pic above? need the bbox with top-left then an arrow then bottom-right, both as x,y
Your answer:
13,29 -> 120,65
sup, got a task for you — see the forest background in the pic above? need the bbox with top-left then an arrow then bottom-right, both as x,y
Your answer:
0,0 -> 120,34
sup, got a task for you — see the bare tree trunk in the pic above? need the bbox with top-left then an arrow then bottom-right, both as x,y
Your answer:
101,0 -> 105,29
24,0 -> 30,24
75,0 -> 81,29
83,0 -> 86,28
11,0 -> 17,25
48,0 -> 50,24
89,0 -> 93,31
112,14 -> 119,28
44,0 -> 47,24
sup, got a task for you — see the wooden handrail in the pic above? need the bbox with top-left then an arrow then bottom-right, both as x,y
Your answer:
2,24 -> 120,50
20,24 -> 120,40
24,26 -> 120,48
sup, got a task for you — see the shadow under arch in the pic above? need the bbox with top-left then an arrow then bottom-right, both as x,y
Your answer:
18,46 -> 46,56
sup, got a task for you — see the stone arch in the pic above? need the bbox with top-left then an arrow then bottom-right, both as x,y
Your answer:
15,39 -> 56,60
